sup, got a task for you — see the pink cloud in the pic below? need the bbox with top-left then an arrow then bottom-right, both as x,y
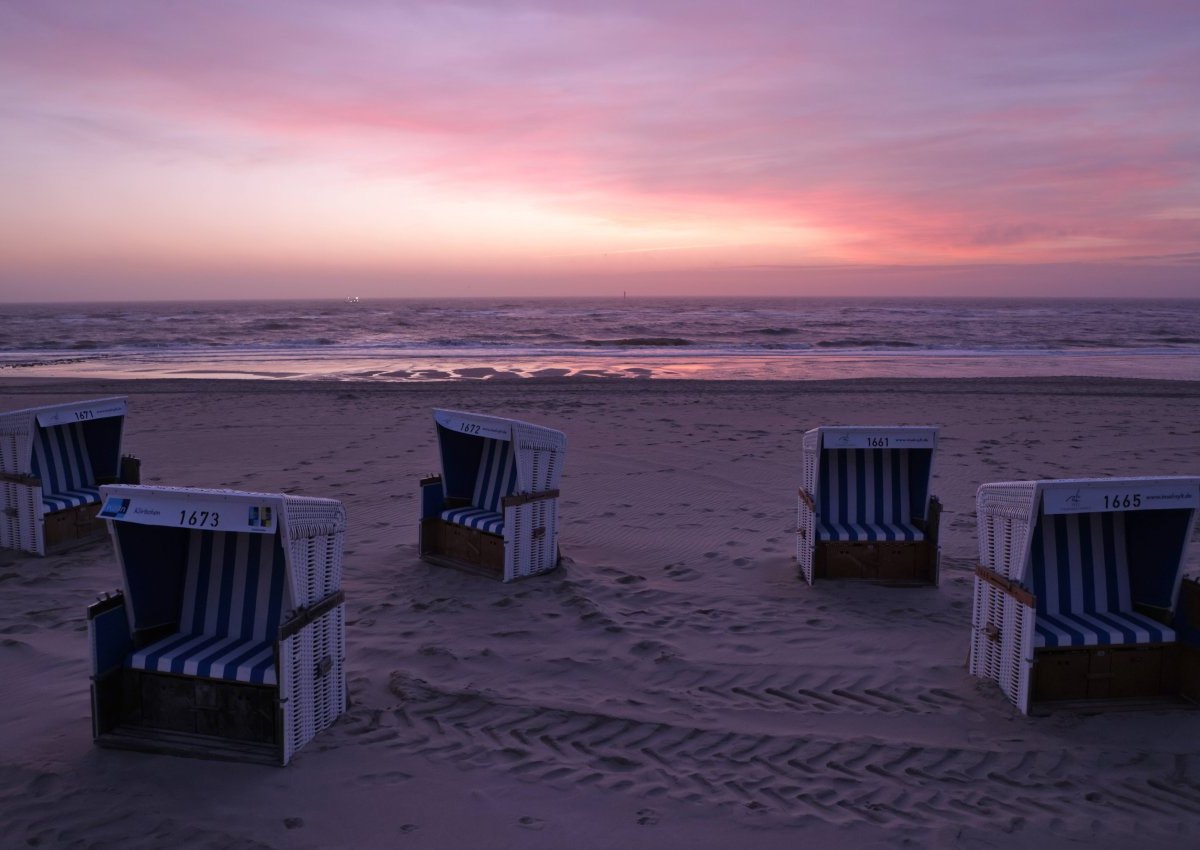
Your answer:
1,0 -> 1199,294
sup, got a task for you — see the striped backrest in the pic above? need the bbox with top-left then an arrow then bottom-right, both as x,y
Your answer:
30,422 -> 95,495
180,530 -> 288,641
819,449 -> 915,527
1029,512 -> 1131,616
473,438 -> 518,513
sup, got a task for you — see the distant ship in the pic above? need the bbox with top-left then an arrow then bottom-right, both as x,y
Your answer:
345,296 -> 361,304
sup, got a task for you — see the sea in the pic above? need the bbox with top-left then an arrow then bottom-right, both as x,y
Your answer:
2,297 -> 1199,382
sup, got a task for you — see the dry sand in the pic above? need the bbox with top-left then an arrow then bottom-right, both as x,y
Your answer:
2,376 -> 1200,849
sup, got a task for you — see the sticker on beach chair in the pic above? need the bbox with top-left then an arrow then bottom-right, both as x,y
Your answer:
1043,481 -> 1200,515
36,399 -> 128,427
99,493 -> 278,533
435,410 -> 511,441
824,429 -> 935,450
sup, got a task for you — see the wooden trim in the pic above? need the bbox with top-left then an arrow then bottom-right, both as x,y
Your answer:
975,564 -> 1036,608
0,471 -> 38,486
797,488 -> 815,512
501,489 -> 560,508
279,590 -> 345,641
420,474 -> 442,487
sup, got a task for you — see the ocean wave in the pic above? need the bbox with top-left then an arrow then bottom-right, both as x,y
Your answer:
815,339 -> 921,349
584,337 -> 693,347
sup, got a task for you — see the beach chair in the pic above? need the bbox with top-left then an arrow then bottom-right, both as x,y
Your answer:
969,477 -> 1200,714
796,426 -> 941,584
419,409 -> 566,581
0,397 -> 138,555
87,485 -> 347,765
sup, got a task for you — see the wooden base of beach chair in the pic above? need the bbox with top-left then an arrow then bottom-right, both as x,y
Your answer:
93,668 -> 281,763
419,518 -> 505,579
42,503 -> 107,552
1032,644 -> 1183,705
94,725 -> 281,765
813,540 -> 937,585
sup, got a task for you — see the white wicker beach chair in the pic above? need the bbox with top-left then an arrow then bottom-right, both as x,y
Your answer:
796,426 -> 941,584
419,409 -> 566,581
969,477 -> 1200,714
87,485 -> 347,765
0,397 -> 137,555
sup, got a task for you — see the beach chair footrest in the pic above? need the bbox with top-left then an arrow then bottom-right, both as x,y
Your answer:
1033,643 -> 1180,704
814,539 -> 937,584
95,724 -> 281,766
43,502 -> 106,551
419,517 -> 504,578
108,668 -> 280,749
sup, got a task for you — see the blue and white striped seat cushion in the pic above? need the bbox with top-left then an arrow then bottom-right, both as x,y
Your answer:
441,506 -> 504,535
817,449 -> 924,542
128,530 -> 288,685
440,437 -> 517,536
1030,511 -> 1175,649
31,422 -> 100,512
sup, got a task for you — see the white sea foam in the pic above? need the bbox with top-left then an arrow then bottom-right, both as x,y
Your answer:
3,297 -> 1198,381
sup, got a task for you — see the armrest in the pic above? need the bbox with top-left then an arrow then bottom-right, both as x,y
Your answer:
0,471 -> 39,486
914,496 -> 942,538
502,489 -> 561,509
87,591 -> 132,676
280,590 -> 346,641
1133,601 -> 1174,626
974,565 -> 1036,608
420,475 -> 446,518
797,488 -> 815,512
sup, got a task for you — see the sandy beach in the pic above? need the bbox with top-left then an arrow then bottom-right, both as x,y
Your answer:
2,375 -> 1200,849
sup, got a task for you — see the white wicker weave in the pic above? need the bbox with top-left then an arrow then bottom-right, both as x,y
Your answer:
796,425 -> 940,584
969,476 -> 1200,714
425,409 -> 567,581
0,397 -> 127,555
91,484 -> 347,765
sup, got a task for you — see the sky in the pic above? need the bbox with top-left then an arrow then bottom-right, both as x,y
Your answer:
1,0 -> 1198,301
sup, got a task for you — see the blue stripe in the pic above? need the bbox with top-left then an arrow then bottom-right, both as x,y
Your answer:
504,446 -> 518,502
50,428 -> 71,490
239,534 -> 262,639
819,451 -> 833,523
478,440 -> 498,510
250,652 -> 276,685
1030,520 -> 1047,610
38,430 -> 63,493
213,532 -> 238,638
225,640 -> 271,675
1077,513 -> 1096,614
265,538 -> 287,635
141,630 -> 202,669
1053,515 -> 1072,615
53,427 -> 75,490
890,450 -> 904,526
836,452 -> 849,536
66,423 -> 91,490
192,635 -> 238,679
1101,512 -> 1121,610
189,532 -> 216,632
853,450 -> 867,535
1040,612 -> 1090,646
878,449 -> 888,528
1084,609 -> 1138,643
